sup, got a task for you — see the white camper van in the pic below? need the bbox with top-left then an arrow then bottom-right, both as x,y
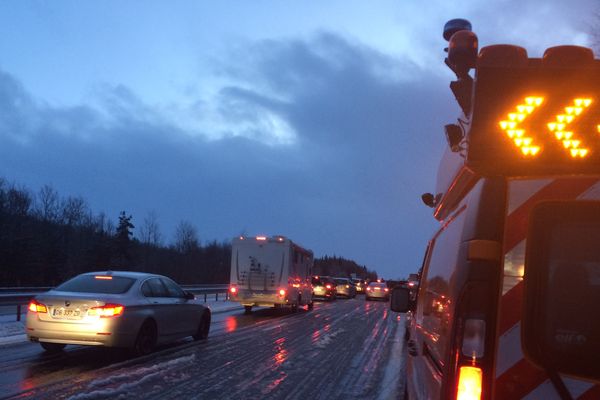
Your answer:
229,235 -> 314,313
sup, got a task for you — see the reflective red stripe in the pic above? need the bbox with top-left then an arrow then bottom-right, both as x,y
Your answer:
497,282 -> 523,335
503,178 -> 599,253
495,358 -> 548,399
579,385 -> 600,400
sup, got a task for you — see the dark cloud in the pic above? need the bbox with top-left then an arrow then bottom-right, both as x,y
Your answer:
0,32 -> 459,277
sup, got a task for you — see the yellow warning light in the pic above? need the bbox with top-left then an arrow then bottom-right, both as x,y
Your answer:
547,98 -> 592,158
525,97 -> 543,106
521,146 -> 540,156
574,98 -> 592,107
499,96 -> 544,156
555,131 -> 574,140
571,148 -> 589,158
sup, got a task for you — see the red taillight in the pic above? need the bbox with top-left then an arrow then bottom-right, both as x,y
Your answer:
456,365 -> 482,400
230,286 -> 238,294
384,288 -> 389,292
28,300 -> 47,313
325,284 -> 332,289
95,275 -> 113,280
366,287 -> 371,291
278,289 -> 286,297
88,304 -> 124,318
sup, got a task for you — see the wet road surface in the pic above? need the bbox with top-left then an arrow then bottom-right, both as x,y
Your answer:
1,298 -> 407,400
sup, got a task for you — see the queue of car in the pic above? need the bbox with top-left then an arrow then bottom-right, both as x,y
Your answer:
311,276 -> 389,302
26,269 -> 386,358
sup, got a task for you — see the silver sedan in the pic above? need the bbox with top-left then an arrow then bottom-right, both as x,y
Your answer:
365,282 -> 390,301
26,271 -> 211,355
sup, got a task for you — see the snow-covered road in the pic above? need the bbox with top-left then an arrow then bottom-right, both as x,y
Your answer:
1,298 -> 407,400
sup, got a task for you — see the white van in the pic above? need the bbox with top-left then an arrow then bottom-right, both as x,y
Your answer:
229,235 -> 314,313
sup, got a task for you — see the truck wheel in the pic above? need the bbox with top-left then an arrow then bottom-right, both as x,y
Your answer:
244,305 -> 253,314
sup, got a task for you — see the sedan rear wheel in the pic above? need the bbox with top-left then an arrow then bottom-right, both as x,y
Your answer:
133,320 -> 157,356
193,312 -> 211,341
40,342 -> 66,353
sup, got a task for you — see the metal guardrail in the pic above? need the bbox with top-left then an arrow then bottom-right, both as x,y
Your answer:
0,284 -> 231,321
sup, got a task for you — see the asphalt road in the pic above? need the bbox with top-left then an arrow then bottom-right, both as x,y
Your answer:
1,297 -> 407,400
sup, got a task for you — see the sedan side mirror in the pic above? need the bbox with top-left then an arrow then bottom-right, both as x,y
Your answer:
390,287 -> 412,313
184,291 -> 196,300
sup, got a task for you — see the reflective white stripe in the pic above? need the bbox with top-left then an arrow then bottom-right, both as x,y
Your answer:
522,377 -> 594,400
578,181 -> 600,200
502,240 -> 526,295
507,178 -> 554,214
495,322 -> 522,378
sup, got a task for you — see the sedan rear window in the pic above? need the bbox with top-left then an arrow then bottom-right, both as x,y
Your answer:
369,283 -> 387,288
55,275 -> 136,294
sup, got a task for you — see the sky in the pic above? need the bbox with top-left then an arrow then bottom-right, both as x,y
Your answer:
0,0 -> 598,279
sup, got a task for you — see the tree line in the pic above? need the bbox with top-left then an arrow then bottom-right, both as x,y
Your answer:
313,255 -> 378,281
0,178 -> 231,286
0,177 -> 376,287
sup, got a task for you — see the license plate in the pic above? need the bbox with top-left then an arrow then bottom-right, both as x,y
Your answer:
52,308 -> 83,319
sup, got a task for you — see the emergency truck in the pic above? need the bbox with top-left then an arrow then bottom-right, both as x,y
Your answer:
391,19 -> 600,400
229,235 -> 314,313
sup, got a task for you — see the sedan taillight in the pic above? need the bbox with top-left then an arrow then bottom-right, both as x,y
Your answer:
88,304 -> 124,318
28,300 -> 47,313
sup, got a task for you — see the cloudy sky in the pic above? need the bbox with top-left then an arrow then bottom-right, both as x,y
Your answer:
0,1 -> 598,279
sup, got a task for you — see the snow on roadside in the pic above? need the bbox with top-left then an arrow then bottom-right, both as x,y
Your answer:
67,354 -> 197,400
0,319 -> 25,344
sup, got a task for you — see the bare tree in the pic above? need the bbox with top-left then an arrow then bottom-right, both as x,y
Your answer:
174,220 -> 200,253
6,185 -> 32,217
60,196 -> 88,226
36,185 -> 60,222
139,211 -> 162,246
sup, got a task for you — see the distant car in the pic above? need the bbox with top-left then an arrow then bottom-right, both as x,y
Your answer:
311,276 -> 337,301
333,277 -> 356,298
365,282 -> 389,301
26,271 -> 211,355
352,279 -> 366,294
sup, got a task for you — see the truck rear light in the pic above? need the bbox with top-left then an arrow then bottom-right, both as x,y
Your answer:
278,289 -> 286,297
461,319 -> 486,358
88,304 -> 124,318
28,300 -> 47,313
456,365 -> 482,400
